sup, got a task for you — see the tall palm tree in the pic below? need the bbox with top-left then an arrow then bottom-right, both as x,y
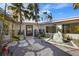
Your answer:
8,4 -> 18,36
48,13 -> 52,22
43,11 -> 52,22
0,3 -> 7,45
26,3 -> 40,31
8,3 -> 25,34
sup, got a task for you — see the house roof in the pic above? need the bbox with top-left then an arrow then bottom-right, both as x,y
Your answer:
38,16 -> 79,25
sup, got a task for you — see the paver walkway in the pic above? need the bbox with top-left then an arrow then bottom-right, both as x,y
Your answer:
3,37 -> 72,56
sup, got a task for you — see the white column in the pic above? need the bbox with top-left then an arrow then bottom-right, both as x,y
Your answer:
24,29 -> 26,36
33,25 -> 35,37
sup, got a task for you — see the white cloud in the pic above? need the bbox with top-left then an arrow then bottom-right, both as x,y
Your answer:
42,3 -> 70,10
24,3 -> 29,8
41,9 -> 50,13
39,3 -> 69,16
53,4 -> 70,9
43,4 -> 50,10
39,9 -> 50,15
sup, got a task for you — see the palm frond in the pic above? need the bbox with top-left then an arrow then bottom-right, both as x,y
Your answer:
43,12 -> 47,14
8,6 -> 17,10
73,3 -> 79,10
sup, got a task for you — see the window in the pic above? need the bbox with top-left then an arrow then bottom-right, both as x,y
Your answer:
46,26 -> 56,33
63,23 -> 79,34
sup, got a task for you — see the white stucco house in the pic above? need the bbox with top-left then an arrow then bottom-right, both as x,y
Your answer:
9,16 -> 78,40
1,14 -> 79,40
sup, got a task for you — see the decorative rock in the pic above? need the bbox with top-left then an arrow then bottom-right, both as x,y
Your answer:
34,43 -> 44,49
24,52 -> 35,56
19,43 -> 29,47
27,39 -> 35,45
27,45 -> 40,50
27,43 -> 44,51
19,40 -> 26,44
37,48 -> 53,56
8,41 -> 18,46
18,40 -> 29,47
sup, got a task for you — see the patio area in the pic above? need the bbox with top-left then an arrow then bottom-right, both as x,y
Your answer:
6,37 -> 71,56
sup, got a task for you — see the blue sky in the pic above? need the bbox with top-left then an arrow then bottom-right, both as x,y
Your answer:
39,3 -> 79,21
0,3 -> 79,21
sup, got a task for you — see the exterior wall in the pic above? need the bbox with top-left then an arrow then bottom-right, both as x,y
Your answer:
8,17 -> 79,38
39,24 -> 46,32
9,22 -> 19,35
21,24 -> 26,36
22,24 -> 36,36
45,24 -> 56,33
33,24 -> 39,36
66,34 -> 79,40
17,22 -> 79,40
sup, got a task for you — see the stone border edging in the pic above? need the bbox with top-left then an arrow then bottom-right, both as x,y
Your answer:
47,41 -> 79,50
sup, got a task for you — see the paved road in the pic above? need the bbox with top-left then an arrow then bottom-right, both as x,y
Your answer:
1,37 -> 72,56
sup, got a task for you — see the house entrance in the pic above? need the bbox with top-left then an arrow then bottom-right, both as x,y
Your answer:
26,25 -> 33,36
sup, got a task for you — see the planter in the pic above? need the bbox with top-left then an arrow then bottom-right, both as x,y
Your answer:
63,38 -> 72,43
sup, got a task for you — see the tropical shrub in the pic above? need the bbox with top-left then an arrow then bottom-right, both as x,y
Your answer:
12,35 -> 19,41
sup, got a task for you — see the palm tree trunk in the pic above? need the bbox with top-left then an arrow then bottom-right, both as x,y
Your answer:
35,3 -> 39,32
19,8 -> 22,34
36,21 -> 39,32
11,23 -> 14,41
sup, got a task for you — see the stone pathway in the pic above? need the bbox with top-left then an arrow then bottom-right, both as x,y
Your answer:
7,37 -> 71,56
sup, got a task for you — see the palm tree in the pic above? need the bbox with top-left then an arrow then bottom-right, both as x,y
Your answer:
43,11 -> 52,22
8,4 -> 18,35
26,3 -> 40,31
48,13 -> 52,22
8,3 -> 25,35
0,3 -> 7,46
73,3 -> 79,10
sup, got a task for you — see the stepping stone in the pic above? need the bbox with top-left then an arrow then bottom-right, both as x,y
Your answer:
18,40 -> 29,47
37,48 -> 53,56
27,39 -> 35,45
27,45 -> 40,50
34,43 -> 45,49
24,52 -> 35,56
18,43 -> 29,47
19,40 -> 26,44
8,41 -> 18,46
